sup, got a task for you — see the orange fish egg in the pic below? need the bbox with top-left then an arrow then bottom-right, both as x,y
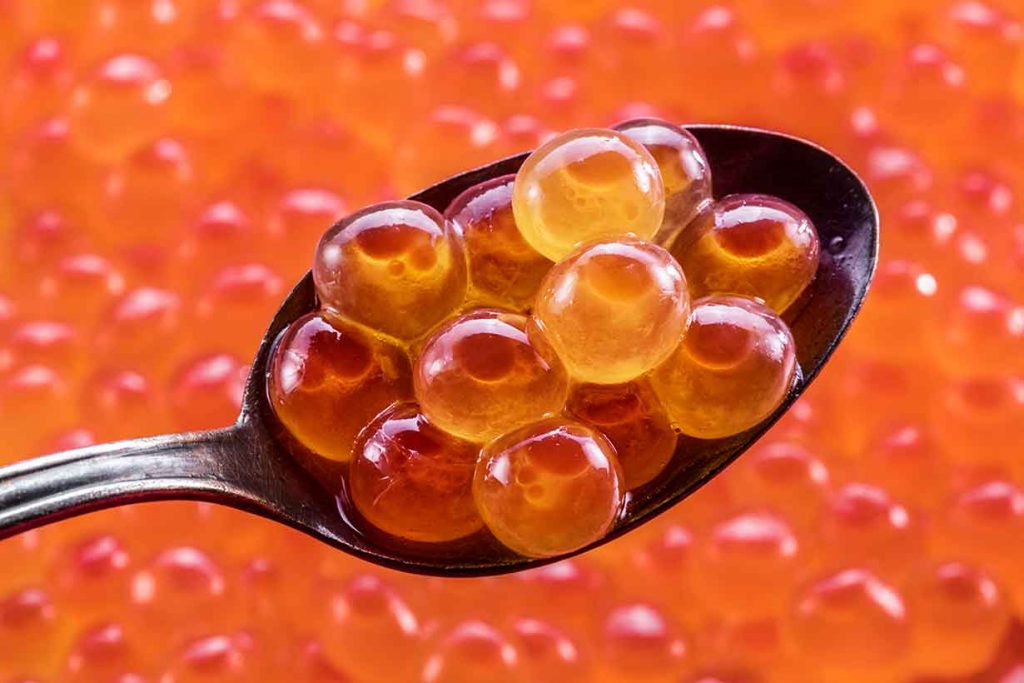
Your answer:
474,417 -> 623,558
316,574 -> 426,682
820,483 -> 926,579
650,295 -> 797,439
67,54 -> 171,163
445,174 -> 552,311
423,620 -> 521,683
268,312 -> 411,463
533,237 -> 689,384
512,128 -> 665,261
599,602 -> 691,683
223,0 -> 329,98
511,618 -> 590,683
313,200 -> 466,340
566,380 -> 677,489
929,285 -> 1024,377
0,587 -> 66,676
614,118 -> 713,247
729,440 -> 831,529
414,309 -> 568,443
672,194 -> 820,314
690,511 -> 802,620
349,403 -> 483,543
904,561 -> 1012,677
63,621 -> 144,683
785,569 -> 912,683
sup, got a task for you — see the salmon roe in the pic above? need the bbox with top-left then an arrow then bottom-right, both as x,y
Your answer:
312,200 -> 466,340
266,114 -> 807,556
2,0 -> 1024,680
444,174 -> 552,311
349,402 -> 483,543
474,418 -> 624,558
511,128 -> 665,260
414,308 -> 568,443
533,237 -> 690,384
673,194 -> 821,313
267,312 -> 411,462
614,118 -> 713,247
651,296 -> 797,438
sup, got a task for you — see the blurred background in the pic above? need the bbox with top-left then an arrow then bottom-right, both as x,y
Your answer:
0,0 -> 1023,681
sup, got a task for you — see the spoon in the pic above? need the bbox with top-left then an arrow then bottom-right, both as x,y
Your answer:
0,125 -> 878,577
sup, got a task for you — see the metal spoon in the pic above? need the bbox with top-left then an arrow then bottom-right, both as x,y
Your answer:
0,125 -> 878,577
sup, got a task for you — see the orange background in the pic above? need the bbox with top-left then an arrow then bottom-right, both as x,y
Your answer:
1,0 -> 1023,681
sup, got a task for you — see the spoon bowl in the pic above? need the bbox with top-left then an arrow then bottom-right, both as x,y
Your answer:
0,125 -> 878,577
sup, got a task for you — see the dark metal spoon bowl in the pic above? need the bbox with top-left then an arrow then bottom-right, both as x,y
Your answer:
0,125 -> 878,577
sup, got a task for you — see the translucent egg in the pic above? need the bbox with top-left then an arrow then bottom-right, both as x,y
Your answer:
785,569 -> 911,683
445,174 -> 552,311
6,319 -> 82,377
690,511 -> 801,620
64,621 -> 142,683
349,403 -> 483,543
67,53 -> 170,163
79,368 -> 163,441
512,559 -> 612,632
11,209 -> 85,279
599,602 -> 690,683
158,633 -> 256,683
512,128 -> 665,261
39,253 -> 126,325
266,187 -> 346,278
128,546 -> 228,633
511,618 -> 589,683
861,422 -> 949,509
179,200 -> 257,284
313,200 -> 467,340
650,296 -> 797,438
730,440 -> 830,529
317,574 -> 426,683
0,587 -> 63,674
614,118 -> 712,247
168,354 -> 246,432
936,480 -> 1024,589
566,380 -> 676,488
393,105 -> 500,192
928,285 -> 1024,377
268,313 -> 411,463
2,36 -> 74,135
929,376 -> 1024,473
101,138 -> 196,247
848,259 -> 939,364
8,116 -> 102,216
223,0 -> 329,98
820,483 -> 925,578
95,287 -> 183,369
905,562 -> 1011,677
50,534 -> 132,623
423,621 -> 521,683
533,237 -> 689,383
0,365 -> 74,457
474,417 -> 623,558
672,194 -> 820,314
195,263 -> 286,359
414,309 -> 567,443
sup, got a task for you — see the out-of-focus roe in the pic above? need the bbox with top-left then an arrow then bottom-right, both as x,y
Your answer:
0,0 -> 1023,681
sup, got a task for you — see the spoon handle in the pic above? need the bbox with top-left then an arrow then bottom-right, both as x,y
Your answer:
0,426 -> 259,539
